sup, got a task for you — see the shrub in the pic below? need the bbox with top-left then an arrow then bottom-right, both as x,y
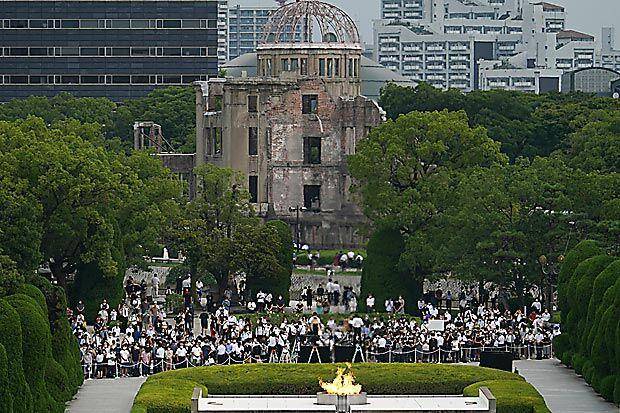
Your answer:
560,350 -> 573,367
4,294 -> 63,413
0,299 -> 32,413
0,343 -> 12,413
552,334 -> 568,357
463,379 -> 550,413
52,315 -> 83,392
132,364 -> 539,412
45,357 -> 72,403
614,375 -> 620,404
572,354 -> 585,375
361,227 -> 422,313
582,360 -> 595,384
557,240 -> 601,313
16,283 -> 48,317
133,378 -> 206,413
600,375 -> 615,402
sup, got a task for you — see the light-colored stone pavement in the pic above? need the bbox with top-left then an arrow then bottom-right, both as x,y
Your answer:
515,358 -> 618,413
65,377 -> 146,413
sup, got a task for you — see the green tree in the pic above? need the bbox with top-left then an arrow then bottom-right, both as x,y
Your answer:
170,164 -> 284,298
349,110 -> 505,282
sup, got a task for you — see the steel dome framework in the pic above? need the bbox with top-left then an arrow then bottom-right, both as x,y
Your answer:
261,0 -> 361,45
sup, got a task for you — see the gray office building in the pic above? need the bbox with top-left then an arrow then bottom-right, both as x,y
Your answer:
0,0 -> 220,101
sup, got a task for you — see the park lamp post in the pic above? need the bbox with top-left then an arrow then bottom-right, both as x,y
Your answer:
289,205 -> 307,251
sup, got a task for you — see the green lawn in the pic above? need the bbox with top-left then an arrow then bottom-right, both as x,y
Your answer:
132,363 -> 549,413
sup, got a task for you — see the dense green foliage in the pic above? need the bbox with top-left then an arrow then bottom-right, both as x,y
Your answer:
555,240 -> 619,404
0,88 -> 196,152
351,89 -> 619,307
245,220 -> 293,299
0,343 -> 11,413
0,274 -> 82,412
132,363 -> 546,413
463,380 -> 550,413
361,227 -> 422,313
4,294 -> 63,412
379,83 -> 619,161
169,164 -> 286,299
0,299 -> 32,412
0,117 -> 181,310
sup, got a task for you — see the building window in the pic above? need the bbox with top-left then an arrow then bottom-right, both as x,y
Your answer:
249,176 -> 258,203
319,58 -> 326,76
212,128 -> 222,155
248,127 -> 258,155
302,94 -> 318,114
303,137 -> 321,164
303,185 -> 321,210
248,95 -> 258,113
301,58 -> 308,75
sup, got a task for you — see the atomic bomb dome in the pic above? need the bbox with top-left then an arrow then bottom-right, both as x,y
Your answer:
260,0 -> 361,46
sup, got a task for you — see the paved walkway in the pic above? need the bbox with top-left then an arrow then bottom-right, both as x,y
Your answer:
515,358 -> 618,413
65,377 -> 146,413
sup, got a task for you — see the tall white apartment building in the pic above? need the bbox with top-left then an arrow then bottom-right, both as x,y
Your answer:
375,0 -> 598,92
598,27 -> 620,72
218,0 -> 230,68
227,4 -> 277,61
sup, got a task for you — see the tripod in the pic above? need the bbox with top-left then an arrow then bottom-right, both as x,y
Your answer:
308,345 -> 322,364
352,344 -> 366,363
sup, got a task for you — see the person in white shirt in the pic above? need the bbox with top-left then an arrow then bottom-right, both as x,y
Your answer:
366,294 -> 375,312
151,274 -> 160,297
350,315 -> 364,343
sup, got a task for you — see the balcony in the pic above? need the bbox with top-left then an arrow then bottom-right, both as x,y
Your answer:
403,56 -> 423,62
380,46 -> 399,52
450,64 -> 469,70
427,55 -> 445,61
450,45 -> 468,51
427,46 -> 445,52
383,2 -> 401,9
427,65 -> 445,70
403,46 -> 422,52
403,65 -> 422,71
513,81 -> 534,87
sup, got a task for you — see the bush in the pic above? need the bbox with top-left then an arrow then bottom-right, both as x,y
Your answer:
0,343 -> 12,413
582,360 -> 595,384
52,316 -> 83,392
557,240 -> 601,314
560,350 -> 573,367
133,378 -> 207,413
45,357 -> 72,403
17,283 -> 48,317
463,380 -> 550,413
572,354 -> 586,375
0,299 -> 32,413
600,375 -> 615,402
614,375 -> 620,404
132,364 -> 540,412
552,334 -> 568,358
4,294 -> 63,413
361,227 -> 422,313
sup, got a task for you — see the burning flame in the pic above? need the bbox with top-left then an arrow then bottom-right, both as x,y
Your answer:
319,363 -> 362,396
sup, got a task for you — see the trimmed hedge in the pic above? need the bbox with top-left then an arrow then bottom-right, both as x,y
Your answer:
463,380 -> 550,413
133,378 -> 207,413
132,364 -> 547,413
0,299 -> 32,413
16,283 -> 49,318
361,227 -> 422,313
4,294 -> 63,413
0,343 -> 12,413
555,240 -> 619,405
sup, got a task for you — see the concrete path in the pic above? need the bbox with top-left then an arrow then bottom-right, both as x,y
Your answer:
515,358 -> 618,413
65,377 -> 146,413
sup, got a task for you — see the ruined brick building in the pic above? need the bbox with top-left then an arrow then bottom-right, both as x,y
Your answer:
161,0 -> 414,248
